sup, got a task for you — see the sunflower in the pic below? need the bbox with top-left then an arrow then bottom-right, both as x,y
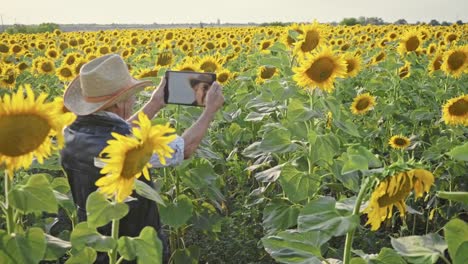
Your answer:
363,169 -> 434,230
343,53 -> 362,78
256,66 -> 278,84
293,22 -> 323,56
173,59 -> 200,72
293,46 -> 347,93
428,52 -> 444,75
95,112 -> 176,202
56,65 -> 75,82
442,94 -> 468,126
135,67 -> 160,79
155,52 -> 173,68
46,48 -> 59,59
398,29 -> 423,55
370,51 -> 386,65
398,62 -> 411,79
0,85 -> 76,176
389,135 -> 411,149
73,58 -> 88,75
259,39 -> 273,53
36,58 -> 56,75
217,69 -> 233,85
0,43 -> 9,54
0,64 -> 18,89
350,93 -> 376,115
441,45 -> 467,78
197,55 -> 222,73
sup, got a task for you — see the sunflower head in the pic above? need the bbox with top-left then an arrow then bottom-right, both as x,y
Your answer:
389,135 -> 411,150
350,93 -> 376,115
398,62 -> 411,79
0,85 -> 76,176
96,112 -> 176,202
364,169 -> 434,230
441,45 -> 467,78
398,29 -> 424,55
343,53 -> 362,78
442,94 -> 468,126
293,46 -> 347,93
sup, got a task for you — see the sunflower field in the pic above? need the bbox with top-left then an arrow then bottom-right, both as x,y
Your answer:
0,22 -> 467,264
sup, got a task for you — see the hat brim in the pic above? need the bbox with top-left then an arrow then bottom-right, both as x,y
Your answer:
64,75 -> 152,116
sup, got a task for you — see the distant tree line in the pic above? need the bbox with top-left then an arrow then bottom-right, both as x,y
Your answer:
4,23 -> 60,34
338,17 -> 464,26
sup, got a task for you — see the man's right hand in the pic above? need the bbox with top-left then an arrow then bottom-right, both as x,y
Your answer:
204,81 -> 224,114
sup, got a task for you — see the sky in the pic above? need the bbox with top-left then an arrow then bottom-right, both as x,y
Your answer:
1,0 -> 467,25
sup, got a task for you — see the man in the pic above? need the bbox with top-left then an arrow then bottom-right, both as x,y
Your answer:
59,54 -> 224,263
189,74 -> 214,106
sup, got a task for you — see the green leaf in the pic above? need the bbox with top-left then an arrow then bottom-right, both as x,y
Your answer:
70,222 -> 116,252
0,227 -> 46,264
184,162 -> 224,203
53,190 -> 76,215
43,234 -> 71,261
117,227 -> 163,263
255,164 -> 284,183
437,191 -> 468,205
134,179 -> 165,206
262,230 -> 330,264
287,99 -> 315,122
391,233 -> 447,263
8,174 -> 58,214
454,242 -> 468,264
333,119 -> 361,137
260,128 -> 297,153
159,194 -> 193,228
342,154 -> 368,174
65,247 -> 96,264
448,142 -> 468,161
173,245 -> 200,264
374,248 -> 406,264
444,218 -> 468,262
351,247 -> 406,264
262,199 -> 300,234
279,165 -> 320,203
135,227 -> 163,264
86,192 -> 129,228
245,111 -> 270,122
298,197 -> 359,237
117,236 -> 138,261
50,177 -> 71,194
309,134 -> 341,166
331,160 -> 360,192
348,146 -> 382,168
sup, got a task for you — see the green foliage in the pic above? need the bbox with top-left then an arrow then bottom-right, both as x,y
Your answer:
5,23 -> 59,34
159,194 -> 194,228
391,233 -> 447,263
85,192 -> 129,228
444,218 -> 468,264
8,174 -> 58,214
117,227 -> 163,264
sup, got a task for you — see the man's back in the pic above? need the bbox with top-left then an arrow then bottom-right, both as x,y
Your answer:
60,113 -> 168,263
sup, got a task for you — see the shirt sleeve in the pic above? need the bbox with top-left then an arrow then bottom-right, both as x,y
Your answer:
149,135 -> 185,168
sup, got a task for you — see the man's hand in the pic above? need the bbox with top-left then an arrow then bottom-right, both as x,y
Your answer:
204,81 -> 224,114
150,77 -> 167,110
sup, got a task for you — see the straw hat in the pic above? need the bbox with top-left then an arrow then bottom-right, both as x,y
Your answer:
189,73 -> 215,88
64,54 -> 152,115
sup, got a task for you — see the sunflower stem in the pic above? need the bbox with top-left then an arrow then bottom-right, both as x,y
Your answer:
109,218 -> 120,264
343,177 -> 370,264
4,170 -> 15,234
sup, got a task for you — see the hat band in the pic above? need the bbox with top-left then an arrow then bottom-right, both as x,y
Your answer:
84,83 -> 139,103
